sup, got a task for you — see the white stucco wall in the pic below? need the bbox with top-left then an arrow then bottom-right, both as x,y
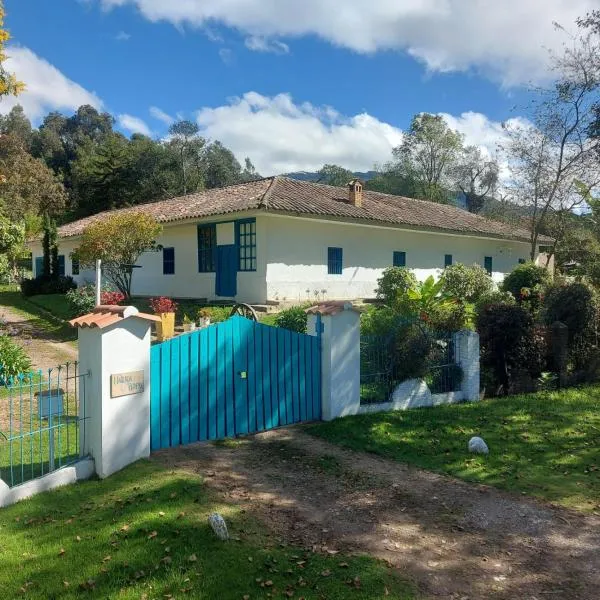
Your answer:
264,215 -> 534,302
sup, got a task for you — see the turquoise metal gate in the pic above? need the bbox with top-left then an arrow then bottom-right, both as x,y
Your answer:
150,316 -> 321,450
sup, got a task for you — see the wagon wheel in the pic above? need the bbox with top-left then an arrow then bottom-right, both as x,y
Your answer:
229,303 -> 258,321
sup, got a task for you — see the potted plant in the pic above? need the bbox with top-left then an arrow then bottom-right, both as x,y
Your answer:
197,308 -> 212,329
182,314 -> 197,333
149,297 -> 178,341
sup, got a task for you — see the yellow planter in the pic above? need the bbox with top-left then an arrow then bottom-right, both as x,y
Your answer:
156,312 -> 175,341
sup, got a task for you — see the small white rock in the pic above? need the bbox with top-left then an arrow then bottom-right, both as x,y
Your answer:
468,436 -> 489,454
208,513 -> 229,540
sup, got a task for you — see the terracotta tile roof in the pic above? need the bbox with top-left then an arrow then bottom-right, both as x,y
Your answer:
69,305 -> 160,329
56,176 -> 550,244
306,301 -> 360,316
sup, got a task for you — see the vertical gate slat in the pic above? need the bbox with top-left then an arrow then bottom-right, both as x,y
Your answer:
199,329 -> 209,441
223,319 -> 235,438
160,341 -> 171,448
314,335 -> 321,418
255,324 -> 265,432
234,318 -> 249,435
179,334 -> 190,446
207,325 -> 218,440
285,330 -> 293,425
247,322 -> 256,433
291,333 -> 300,423
216,322 -> 226,439
305,334 -> 314,421
150,346 -> 160,450
189,331 -> 199,443
299,333 -> 307,422
170,336 -> 181,447
277,327 -> 286,425
266,327 -> 276,428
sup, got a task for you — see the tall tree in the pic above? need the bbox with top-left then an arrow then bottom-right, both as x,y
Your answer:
451,146 -> 499,213
393,114 -> 463,203
316,164 -> 355,187
168,120 -> 204,195
0,1 -> 24,97
0,105 -> 32,149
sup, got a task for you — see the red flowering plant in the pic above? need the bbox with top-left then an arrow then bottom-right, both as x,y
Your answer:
149,297 -> 178,314
100,291 -> 125,305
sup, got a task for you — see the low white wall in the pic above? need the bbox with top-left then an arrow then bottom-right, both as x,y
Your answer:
0,458 -> 95,508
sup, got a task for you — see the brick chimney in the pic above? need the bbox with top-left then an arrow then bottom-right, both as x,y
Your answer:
348,179 -> 364,208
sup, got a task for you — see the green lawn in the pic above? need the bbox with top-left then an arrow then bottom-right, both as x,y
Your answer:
0,461 -> 415,600
308,386 -> 600,512
26,294 -> 74,321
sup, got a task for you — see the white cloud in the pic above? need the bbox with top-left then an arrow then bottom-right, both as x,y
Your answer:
116,30 -> 131,41
1,45 -> 102,121
118,113 -> 152,136
244,36 -> 289,55
195,91 -> 403,174
149,106 -> 174,125
218,48 -> 234,65
97,0 -> 596,85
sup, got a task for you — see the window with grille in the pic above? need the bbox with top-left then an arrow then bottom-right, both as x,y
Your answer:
484,256 -> 493,274
328,247 -> 343,275
197,224 -> 216,272
393,251 -> 406,267
72,256 -> 80,275
444,254 -> 453,267
237,219 -> 257,271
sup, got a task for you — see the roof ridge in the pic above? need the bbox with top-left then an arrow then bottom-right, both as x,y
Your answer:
260,176 -> 279,209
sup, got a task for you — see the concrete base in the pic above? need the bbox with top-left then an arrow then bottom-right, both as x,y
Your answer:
0,458 -> 95,508
358,379 -> 465,414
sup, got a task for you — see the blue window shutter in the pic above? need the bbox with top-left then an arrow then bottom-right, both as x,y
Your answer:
444,254 -> 453,267
35,257 -> 43,277
518,258 -> 526,264
58,255 -> 65,277
163,247 -> 175,275
327,247 -> 343,275
484,256 -> 493,274
393,251 -> 406,267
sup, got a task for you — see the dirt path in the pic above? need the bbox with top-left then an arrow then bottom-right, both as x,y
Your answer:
0,304 -> 77,371
154,428 -> 600,600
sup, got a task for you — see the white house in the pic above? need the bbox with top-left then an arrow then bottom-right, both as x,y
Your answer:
28,177 -> 553,305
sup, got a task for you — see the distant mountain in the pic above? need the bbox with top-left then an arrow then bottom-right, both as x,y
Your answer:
284,170 -> 378,183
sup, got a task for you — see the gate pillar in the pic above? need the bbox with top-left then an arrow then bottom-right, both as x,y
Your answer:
307,302 -> 361,421
70,306 -> 160,478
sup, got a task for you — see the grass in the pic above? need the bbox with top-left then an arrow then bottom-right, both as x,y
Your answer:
308,385 -> 600,512
0,460 -> 415,600
26,294 -> 74,321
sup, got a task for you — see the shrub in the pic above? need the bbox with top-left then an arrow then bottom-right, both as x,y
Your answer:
361,306 -> 404,336
20,275 -> 77,297
441,263 -> 494,303
102,291 -> 125,305
474,289 -> 515,313
197,306 -> 231,324
375,267 -> 417,308
476,303 -> 544,395
273,305 -> 310,333
543,282 -> 599,371
149,297 -> 178,313
66,286 -> 126,317
0,335 -> 32,383
501,262 -> 551,311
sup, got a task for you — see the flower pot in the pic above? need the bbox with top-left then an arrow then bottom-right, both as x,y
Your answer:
182,322 -> 197,333
156,312 -> 175,341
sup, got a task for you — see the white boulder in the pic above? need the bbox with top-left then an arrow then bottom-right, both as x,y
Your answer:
208,513 -> 229,540
468,436 -> 489,455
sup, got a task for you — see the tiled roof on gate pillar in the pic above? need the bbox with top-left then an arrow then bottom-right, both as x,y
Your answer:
305,301 -> 360,316
69,305 -> 161,329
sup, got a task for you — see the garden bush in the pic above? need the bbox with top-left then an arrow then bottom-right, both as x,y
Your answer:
0,335 -> 32,383
476,302 -> 544,395
501,262 -> 550,312
273,304 -> 310,333
20,275 -> 76,297
66,285 -> 126,318
375,267 -> 417,309
441,263 -> 494,303
197,306 -> 231,324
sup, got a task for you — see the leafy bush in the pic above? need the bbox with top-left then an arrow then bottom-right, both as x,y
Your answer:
476,303 -> 544,395
149,297 -> 178,313
543,282 -> 599,371
66,285 -> 126,317
474,289 -> 515,314
197,306 -> 231,324
441,263 -> 494,303
20,275 -> 76,297
361,306 -> 406,336
0,335 -> 32,383
501,262 -> 550,312
375,267 -> 417,308
273,304 -> 310,333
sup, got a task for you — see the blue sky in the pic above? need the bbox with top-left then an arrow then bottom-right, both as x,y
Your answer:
3,0 -> 596,174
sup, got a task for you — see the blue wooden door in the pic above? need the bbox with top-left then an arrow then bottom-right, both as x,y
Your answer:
150,316 -> 322,450
216,245 -> 237,297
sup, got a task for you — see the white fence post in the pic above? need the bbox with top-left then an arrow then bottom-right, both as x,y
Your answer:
455,330 -> 480,402
73,306 -> 159,478
307,302 -> 361,421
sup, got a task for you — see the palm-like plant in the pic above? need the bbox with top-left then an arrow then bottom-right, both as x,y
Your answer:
405,276 -> 457,322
